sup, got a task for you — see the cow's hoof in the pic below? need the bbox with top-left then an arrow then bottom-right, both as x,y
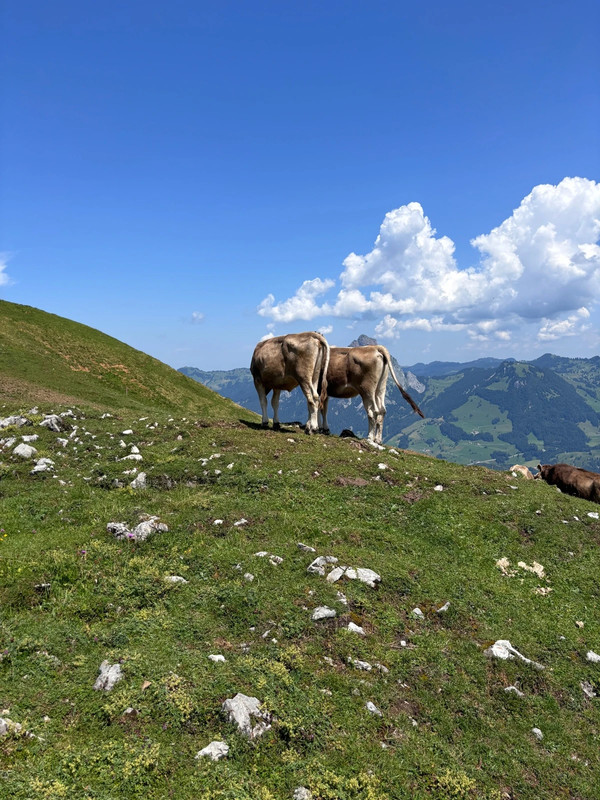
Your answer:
304,426 -> 314,435
273,422 -> 281,431
321,428 -> 331,436
261,422 -> 269,429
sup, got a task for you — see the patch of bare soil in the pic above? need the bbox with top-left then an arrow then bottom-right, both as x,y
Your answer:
335,476 -> 369,487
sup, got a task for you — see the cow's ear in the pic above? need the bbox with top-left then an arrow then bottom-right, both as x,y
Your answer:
537,464 -> 542,472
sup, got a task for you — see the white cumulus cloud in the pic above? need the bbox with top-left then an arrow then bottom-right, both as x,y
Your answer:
191,311 -> 205,324
257,178 -> 600,346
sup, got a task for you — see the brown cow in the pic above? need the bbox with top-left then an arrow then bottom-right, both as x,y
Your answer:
250,332 -> 330,434
320,345 -> 424,444
537,463 -> 600,504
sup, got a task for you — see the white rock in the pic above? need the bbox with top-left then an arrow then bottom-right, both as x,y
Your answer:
347,622 -> 366,635
213,519 -> 224,526
411,607 -> 425,619
130,472 -> 147,489
297,542 -> 316,552
196,741 -> 229,761
233,518 -> 248,526
13,443 -> 37,459
208,654 -> 226,663
365,701 -> 382,716
222,693 -> 271,739
0,415 -> 30,429
581,681 -> 596,698
311,606 -> 336,621
293,788 -> 313,800
484,639 -> 544,670
22,434 -> 39,443
107,516 -> 168,542
378,463 -> 388,470
130,445 -> 140,454
436,601 -> 451,613
434,484 -> 444,491
349,657 -> 372,671
532,727 -> 543,740
165,575 -> 188,584
40,415 -> 64,432
307,555 -> 338,576
587,512 -> 599,519
121,429 -> 133,435
120,453 -> 143,461
31,457 -> 55,474
587,650 -> 600,663
93,660 -> 123,691
0,717 -> 23,736
326,566 -> 381,588
504,685 -> 524,697
243,573 -> 254,582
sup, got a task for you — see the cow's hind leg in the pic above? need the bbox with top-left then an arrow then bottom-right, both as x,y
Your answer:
254,379 -> 270,428
301,384 -> 320,434
360,392 -> 378,442
271,389 -> 281,431
374,384 -> 387,444
320,396 -> 330,435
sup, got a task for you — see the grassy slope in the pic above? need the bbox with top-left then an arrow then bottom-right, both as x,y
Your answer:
0,300 -> 248,421
1,305 -> 599,799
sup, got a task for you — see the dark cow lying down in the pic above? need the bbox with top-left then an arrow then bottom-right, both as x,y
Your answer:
537,463 -> 600,504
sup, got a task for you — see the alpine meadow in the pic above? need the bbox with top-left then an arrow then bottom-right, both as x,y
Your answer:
1,300 -> 599,799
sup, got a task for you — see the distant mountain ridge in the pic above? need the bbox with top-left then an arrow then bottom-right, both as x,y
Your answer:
180,337 -> 600,471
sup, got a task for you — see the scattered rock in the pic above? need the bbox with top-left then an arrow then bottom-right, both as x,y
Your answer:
31,457 -> 54,474
326,566 -> 381,588
40,414 -> 66,432
107,516 -> 168,542
130,472 -> 147,489
348,657 -> 372,671
196,741 -> 229,761
208,654 -> 226,663
504,685 -> 524,697
433,484 -> 444,491
297,542 -> 316,552
347,622 -> 366,636
484,640 -> 545,670
587,651 -> 600,663
307,555 -> 338,576
165,575 -> 188,584
436,601 -> 451,613
93,660 -> 123,691
12,443 -> 37,459
222,693 -> 271,739
365,701 -> 382,716
0,415 -> 30,429
293,788 -> 313,800
411,607 -> 425,620
581,681 -> 596,698
518,561 -> 545,579
312,606 -> 336,621
531,727 -> 544,741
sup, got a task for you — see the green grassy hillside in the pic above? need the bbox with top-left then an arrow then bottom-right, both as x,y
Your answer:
0,300 -> 248,421
1,306 -> 599,799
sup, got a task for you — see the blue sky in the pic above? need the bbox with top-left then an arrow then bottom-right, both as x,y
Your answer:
1,0 -> 599,370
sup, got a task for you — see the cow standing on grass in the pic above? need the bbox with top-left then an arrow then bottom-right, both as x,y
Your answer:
320,345 -> 424,444
537,463 -> 600,504
250,332 -> 330,434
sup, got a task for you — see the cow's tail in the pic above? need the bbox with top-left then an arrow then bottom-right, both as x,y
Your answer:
381,346 -> 425,418
316,333 -> 330,408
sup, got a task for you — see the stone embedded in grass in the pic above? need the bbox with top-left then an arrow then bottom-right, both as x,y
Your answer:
165,575 -> 188,584
31,457 -> 55,474
120,453 -> 143,462
484,640 -> 545,670
196,740 -> 229,761
222,693 -> 271,739
1,415 -> 30,429
307,555 -> 338,576
293,788 -> 312,800
93,660 -> 123,691
233,518 -> 248,526
40,414 -> 67,432
130,472 -> 147,489
107,516 -> 168,542
531,727 -> 544,740
411,607 -> 425,619
12,443 -> 37,459
434,484 -> 444,491
587,650 -> 600,663
298,542 -> 316,552
581,681 -> 596,698
208,654 -> 226,663
504,685 -> 524,697
436,601 -> 451,613
326,566 -> 381,588
311,606 -> 336,621
348,657 -> 372,671
347,622 -> 366,635
22,434 -> 38,443
254,551 -> 283,565
365,701 -> 382,716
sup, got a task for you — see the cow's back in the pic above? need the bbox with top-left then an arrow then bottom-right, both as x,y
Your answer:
539,463 -> 600,503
